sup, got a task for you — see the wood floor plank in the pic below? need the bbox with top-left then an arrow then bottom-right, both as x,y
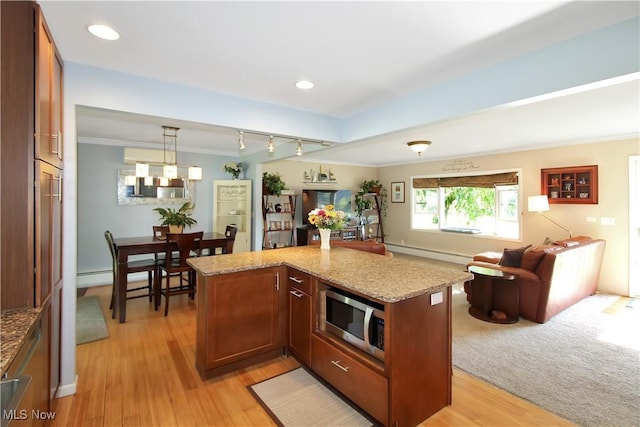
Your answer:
52,283 -> 574,426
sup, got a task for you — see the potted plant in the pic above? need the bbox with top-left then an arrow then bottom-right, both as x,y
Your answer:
152,201 -> 197,233
359,179 -> 383,195
224,162 -> 242,180
262,172 -> 287,196
355,179 -> 388,219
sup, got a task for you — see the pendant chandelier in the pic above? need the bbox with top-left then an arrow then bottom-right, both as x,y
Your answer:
134,125 -> 202,184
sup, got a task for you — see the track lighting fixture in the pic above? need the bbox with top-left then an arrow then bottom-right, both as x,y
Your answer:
238,131 -> 246,150
236,129 -> 328,155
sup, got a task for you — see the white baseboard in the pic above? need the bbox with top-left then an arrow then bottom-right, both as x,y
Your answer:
76,271 -> 148,288
386,243 -> 472,266
56,375 -> 77,398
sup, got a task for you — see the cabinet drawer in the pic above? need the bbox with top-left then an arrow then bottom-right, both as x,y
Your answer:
287,269 -> 311,295
311,335 -> 387,424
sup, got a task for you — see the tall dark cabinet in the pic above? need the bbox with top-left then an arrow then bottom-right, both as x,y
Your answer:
1,0 -> 64,411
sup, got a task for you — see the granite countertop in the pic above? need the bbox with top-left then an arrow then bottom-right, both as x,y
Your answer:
1,307 -> 42,376
188,246 -> 472,303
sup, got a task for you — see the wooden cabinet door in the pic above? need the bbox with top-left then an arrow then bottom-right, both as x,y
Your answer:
0,0 -> 36,310
287,269 -> 311,365
35,8 -> 63,168
35,161 -> 62,307
203,268 -> 283,367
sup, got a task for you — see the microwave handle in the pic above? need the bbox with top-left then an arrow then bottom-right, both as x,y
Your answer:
363,306 -> 373,346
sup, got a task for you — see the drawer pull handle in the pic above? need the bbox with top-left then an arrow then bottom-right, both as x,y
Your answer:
289,276 -> 303,284
331,360 -> 349,372
289,290 -> 304,298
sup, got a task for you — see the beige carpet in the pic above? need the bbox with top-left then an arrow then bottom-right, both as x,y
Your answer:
452,284 -> 640,427
249,368 -> 372,427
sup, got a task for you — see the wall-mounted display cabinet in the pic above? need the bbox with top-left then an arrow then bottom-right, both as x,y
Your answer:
541,165 -> 598,204
213,180 -> 251,253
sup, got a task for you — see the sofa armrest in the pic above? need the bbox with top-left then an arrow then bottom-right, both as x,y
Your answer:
472,251 -> 502,264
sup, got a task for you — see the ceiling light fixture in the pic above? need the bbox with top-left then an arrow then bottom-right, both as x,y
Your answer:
296,80 -> 314,90
238,131 -> 246,150
238,129 -> 329,155
162,125 -> 179,179
188,166 -> 202,181
135,162 -> 149,178
87,24 -> 120,40
407,140 -> 432,157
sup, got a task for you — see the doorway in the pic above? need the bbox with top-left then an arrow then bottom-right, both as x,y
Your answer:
629,155 -> 639,297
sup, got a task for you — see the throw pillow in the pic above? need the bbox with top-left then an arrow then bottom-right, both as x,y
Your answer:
499,244 -> 531,267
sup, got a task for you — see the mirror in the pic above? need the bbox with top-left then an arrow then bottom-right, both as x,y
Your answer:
117,170 -> 194,206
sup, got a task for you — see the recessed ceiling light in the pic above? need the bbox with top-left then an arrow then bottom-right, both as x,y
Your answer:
87,24 -> 120,41
296,80 -> 314,90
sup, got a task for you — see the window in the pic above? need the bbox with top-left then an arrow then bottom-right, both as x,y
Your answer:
411,172 -> 520,239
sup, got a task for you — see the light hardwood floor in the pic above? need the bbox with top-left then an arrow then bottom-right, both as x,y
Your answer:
53,281 -> 573,427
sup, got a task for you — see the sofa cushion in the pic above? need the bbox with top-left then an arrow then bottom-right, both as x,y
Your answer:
499,245 -> 531,267
521,248 -> 546,272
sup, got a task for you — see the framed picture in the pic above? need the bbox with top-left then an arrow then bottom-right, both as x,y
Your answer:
283,203 -> 291,212
391,181 -> 405,203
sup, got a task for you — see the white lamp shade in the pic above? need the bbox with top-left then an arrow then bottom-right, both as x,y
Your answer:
144,176 -> 154,186
163,164 -> 178,179
159,177 -> 169,187
188,166 -> 202,180
124,175 -> 137,186
528,195 -> 550,212
135,162 -> 149,177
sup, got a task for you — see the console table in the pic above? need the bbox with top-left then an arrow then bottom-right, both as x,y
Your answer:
467,265 -> 519,324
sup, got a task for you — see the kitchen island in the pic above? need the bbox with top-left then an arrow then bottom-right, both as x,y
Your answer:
188,246 -> 472,426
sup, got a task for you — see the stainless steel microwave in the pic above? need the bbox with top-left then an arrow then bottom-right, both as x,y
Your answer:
318,286 -> 385,361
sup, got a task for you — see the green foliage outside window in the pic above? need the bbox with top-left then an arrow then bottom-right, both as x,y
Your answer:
443,187 -> 495,226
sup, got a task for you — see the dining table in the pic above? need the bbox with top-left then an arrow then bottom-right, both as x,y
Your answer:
112,232 -> 233,323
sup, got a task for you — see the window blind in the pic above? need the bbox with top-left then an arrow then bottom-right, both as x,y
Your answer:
412,172 -> 518,189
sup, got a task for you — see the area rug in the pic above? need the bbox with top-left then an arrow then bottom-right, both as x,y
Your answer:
249,367 -> 372,427
451,285 -> 640,427
76,295 -> 109,345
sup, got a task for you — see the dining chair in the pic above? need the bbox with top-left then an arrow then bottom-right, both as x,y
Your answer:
104,230 -> 157,319
153,225 -> 169,240
223,224 -> 238,254
155,231 -> 203,316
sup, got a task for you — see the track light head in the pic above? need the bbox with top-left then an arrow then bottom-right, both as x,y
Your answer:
238,131 -> 246,150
